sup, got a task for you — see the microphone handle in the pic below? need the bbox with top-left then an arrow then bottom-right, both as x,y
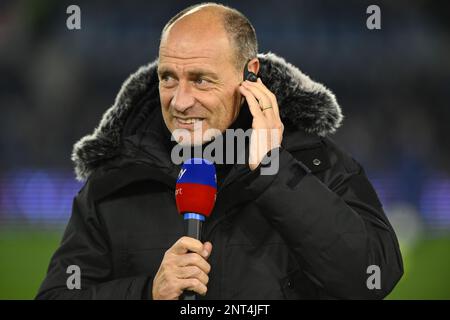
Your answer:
182,213 -> 204,300
185,217 -> 203,240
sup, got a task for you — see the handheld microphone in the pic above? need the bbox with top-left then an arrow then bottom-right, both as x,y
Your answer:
175,158 -> 217,300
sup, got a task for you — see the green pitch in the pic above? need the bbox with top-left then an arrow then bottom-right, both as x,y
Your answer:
0,228 -> 449,299
0,229 -> 62,299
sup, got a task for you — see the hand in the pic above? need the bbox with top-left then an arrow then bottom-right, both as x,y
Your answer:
239,78 -> 284,171
152,236 -> 212,300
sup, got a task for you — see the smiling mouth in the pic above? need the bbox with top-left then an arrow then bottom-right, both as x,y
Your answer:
175,117 -> 204,125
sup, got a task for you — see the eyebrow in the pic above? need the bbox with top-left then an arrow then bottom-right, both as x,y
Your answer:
157,66 -> 219,80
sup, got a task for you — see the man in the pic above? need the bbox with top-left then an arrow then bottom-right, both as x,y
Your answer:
37,3 -> 403,299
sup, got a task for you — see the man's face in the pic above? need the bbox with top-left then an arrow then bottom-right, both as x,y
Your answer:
158,17 -> 243,145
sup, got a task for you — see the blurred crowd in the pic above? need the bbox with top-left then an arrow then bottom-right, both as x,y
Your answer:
0,0 -> 449,229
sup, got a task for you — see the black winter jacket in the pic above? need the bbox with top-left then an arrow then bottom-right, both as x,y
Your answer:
36,53 -> 403,300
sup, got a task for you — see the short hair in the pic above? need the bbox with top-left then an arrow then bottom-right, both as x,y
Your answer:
160,3 -> 258,71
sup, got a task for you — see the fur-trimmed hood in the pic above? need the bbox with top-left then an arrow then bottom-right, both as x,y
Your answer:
72,52 -> 343,181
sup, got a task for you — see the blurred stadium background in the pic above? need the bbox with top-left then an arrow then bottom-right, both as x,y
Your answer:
1,0 -> 449,299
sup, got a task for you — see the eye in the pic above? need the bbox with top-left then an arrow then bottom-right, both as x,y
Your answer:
194,78 -> 211,87
160,75 -> 177,87
161,74 -> 172,81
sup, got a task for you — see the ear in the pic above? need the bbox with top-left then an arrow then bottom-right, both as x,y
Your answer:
247,58 -> 260,75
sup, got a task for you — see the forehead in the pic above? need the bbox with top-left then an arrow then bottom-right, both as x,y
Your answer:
159,16 -> 234,69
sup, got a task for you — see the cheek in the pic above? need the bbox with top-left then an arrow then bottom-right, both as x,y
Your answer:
159,89 -> 174,130
202,96 -> 231,127
215,89 -> 239,121
159,89 -> 171,110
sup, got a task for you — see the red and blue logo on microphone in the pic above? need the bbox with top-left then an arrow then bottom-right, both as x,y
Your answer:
175,158 -> 217,221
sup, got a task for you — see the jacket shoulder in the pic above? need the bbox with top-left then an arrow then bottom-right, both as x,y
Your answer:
77,157 -> 177,209
321,136 -> 361,174
285,129 -> 361,176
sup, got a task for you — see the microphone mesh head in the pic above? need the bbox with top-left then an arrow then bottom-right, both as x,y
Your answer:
175,158 -> 217,217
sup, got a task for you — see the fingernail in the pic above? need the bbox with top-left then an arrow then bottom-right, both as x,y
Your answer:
203,250 -> 209,258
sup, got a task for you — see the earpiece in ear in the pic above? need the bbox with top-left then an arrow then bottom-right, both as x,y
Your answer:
243,62 -> 258,82
246,71 -> 258,82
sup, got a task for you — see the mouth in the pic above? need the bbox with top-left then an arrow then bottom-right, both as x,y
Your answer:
174,117 -> 205,130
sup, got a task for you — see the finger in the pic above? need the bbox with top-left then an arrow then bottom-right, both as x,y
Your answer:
170,236 -> 207,257
180,278 -> 208,296
254,78 -> 284,138
203,242 -> 213,258
177,266 -> 209,285
242,80 -> 271,107
242,81 -> 276,121
239,85 -> 264,119
178,252 -> 211,274
256,78 -> 281,119
255,77 -> 280,118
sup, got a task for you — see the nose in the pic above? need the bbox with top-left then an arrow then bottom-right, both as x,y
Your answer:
172,81 -> 195,113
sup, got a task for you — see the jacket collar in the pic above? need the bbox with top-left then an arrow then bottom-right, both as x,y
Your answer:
72,52 -> 343,181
